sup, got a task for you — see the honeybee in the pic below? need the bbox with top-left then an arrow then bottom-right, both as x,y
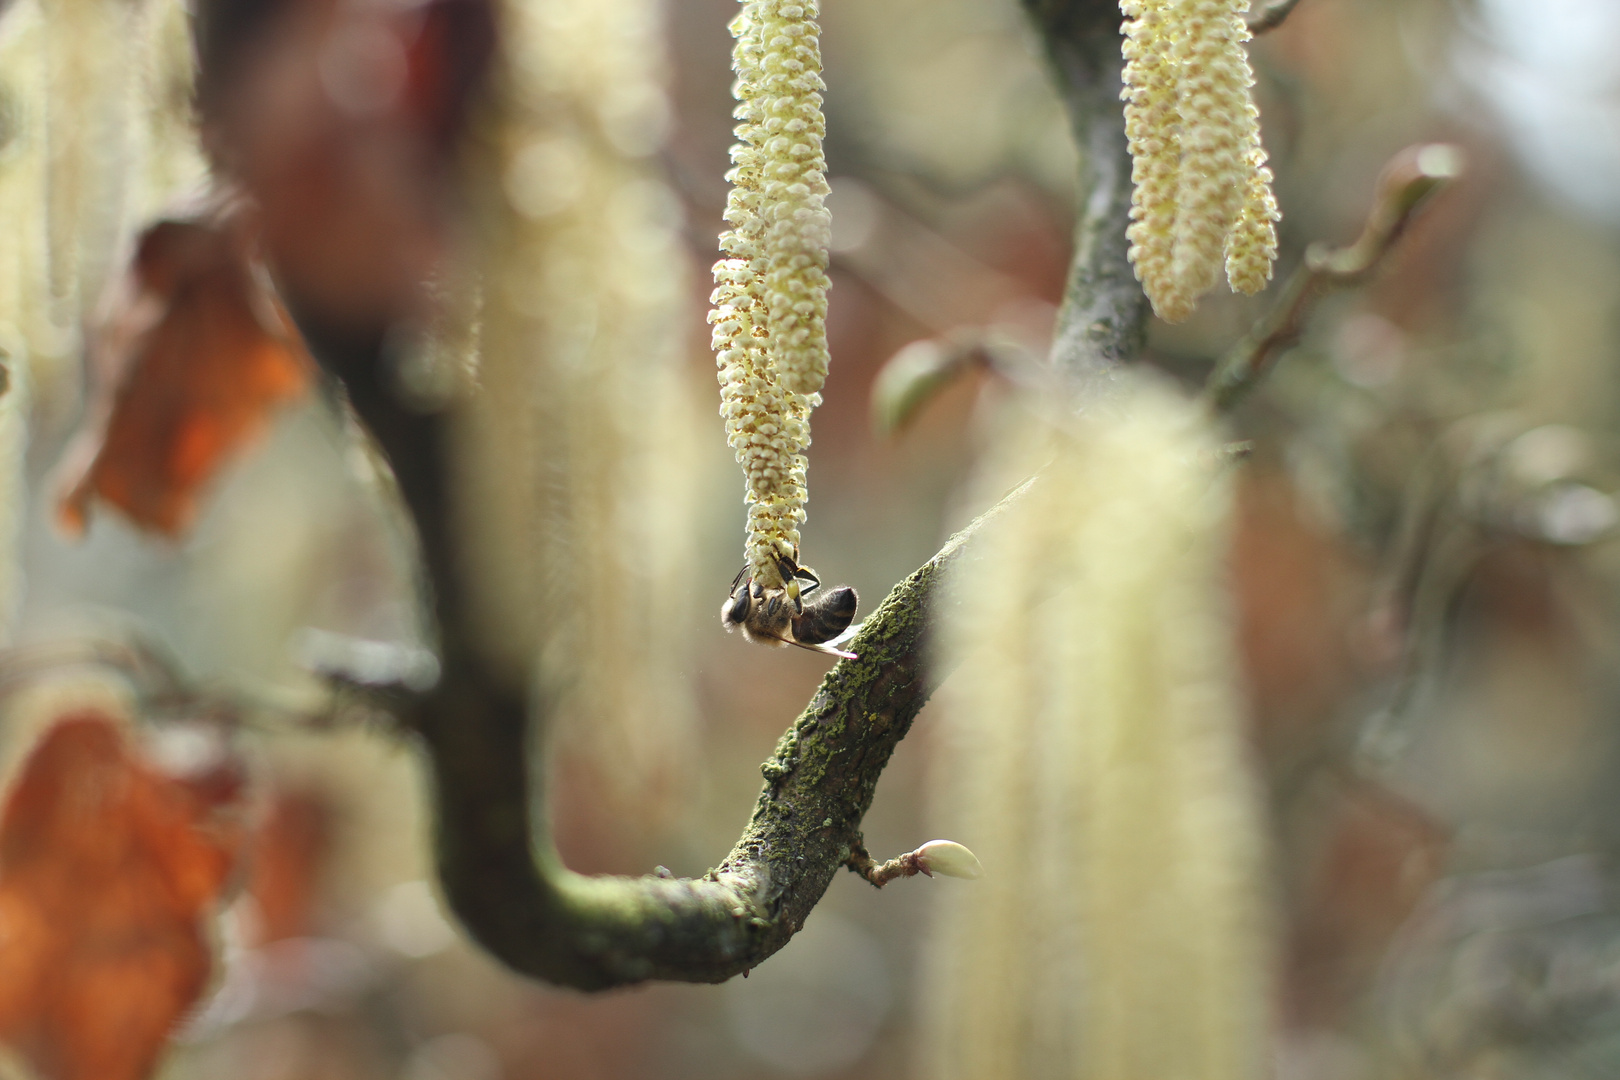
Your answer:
722,555 -> 860,659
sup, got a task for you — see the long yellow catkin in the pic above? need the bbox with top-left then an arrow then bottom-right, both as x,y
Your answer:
1121,0 -> 1186,321
1121,0 -> 1278,323
923,376 -> 1270,1080
710,0 -> 831,591
453,0 -> 698,816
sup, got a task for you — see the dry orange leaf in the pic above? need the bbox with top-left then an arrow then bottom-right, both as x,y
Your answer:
55,206 -> 314,538
0,712 -> 246,1080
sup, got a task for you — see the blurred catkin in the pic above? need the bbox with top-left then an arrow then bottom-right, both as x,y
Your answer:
1121,0 -> 1278,322
0,0 -> 201,637
924,376 -> 1270,1080
0,1 -> 53,366
6,0 -> 201,385
453,0 -> 699,819
0,2 -> 38,642
40,0 -> 141,337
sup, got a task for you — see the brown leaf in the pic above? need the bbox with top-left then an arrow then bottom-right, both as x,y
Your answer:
54,206 -> 314,538
0,712 -> 246,1080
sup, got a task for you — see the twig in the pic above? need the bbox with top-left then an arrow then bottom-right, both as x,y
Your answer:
1247,0 -> 1307,35
847,842 -> 924,888
1204,143 -> 1464,414
292,0 -> 1140,992
846,838 -> 984,888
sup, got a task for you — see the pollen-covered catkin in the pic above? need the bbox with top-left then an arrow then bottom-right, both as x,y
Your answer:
1119,0 -> 1278,322
711,0 -> 831,591
1122,0 -> 1188,321
1225,134 -> 1280,295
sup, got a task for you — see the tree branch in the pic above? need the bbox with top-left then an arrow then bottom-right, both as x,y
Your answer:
296,0 -> 1142,992
411,469 -> 1026,989
1024,0 -> 1149,391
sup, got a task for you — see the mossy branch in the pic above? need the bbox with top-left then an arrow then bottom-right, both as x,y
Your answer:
296,0 -> 1138,992
413,476 -> 1022,989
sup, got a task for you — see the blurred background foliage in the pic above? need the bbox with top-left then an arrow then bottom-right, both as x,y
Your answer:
5,0 -> 1620,1076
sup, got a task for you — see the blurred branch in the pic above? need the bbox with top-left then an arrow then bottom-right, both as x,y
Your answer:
296,0 -> 1133,992
1205,143 -> 1464,414
1247,0 -> 1306,35
1023,0 -> 1148,389
305,297 -> 1033,987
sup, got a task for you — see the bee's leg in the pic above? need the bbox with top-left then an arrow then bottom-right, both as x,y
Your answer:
782,556 -> 821,593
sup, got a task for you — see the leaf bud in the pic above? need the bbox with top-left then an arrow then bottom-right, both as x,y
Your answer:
913,840 -> 984,880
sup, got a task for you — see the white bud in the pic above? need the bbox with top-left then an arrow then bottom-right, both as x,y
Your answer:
913,840 -> 984,881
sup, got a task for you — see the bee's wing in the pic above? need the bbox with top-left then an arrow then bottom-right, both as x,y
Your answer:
797,621 -> 860,660
771,628 -> 858,661
800,640 -> 858,660
825,621 -> 861,648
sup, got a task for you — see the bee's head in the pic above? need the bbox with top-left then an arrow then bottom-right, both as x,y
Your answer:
721,582 -> 751,630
